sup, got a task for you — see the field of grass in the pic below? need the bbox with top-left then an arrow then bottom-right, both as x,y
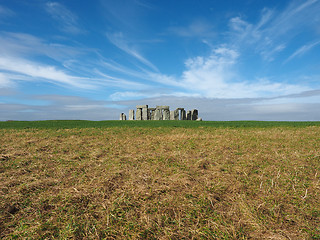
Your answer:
1,121 -> 320,239
1,120 -> 320,129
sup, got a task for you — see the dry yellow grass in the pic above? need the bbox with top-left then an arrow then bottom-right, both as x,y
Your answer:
1,126 -> 320,239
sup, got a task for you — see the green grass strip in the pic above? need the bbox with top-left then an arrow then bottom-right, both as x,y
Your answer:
1,120 -> 320,129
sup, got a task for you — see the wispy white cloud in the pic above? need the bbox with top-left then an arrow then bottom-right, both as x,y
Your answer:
100,0 -> 153,32
106,32 -> 159,72
109,44 -> 311,100
99,1 -> 320,101
0,73 -> 14,88
0,5 -> 14,19
0,31 -> 95,89
109,90 -> 199,101
285,40 -> 320,63
228,0 -> 320,61
1,1 -> 318,106
0,56 -> 93,89
168,19 -> 216,38
99,59 -> 150,80
0,31 -> 155,91
260,44 -> 286,62
45,2 -> 83,34
93,69 -> 150,90
0,32 -> 83,61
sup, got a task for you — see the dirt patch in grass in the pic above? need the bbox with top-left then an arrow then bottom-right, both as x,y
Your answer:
1,127 -> 320,239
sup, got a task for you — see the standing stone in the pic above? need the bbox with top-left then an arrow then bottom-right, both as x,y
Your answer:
120,113 -> 126,120
181,109 -> 186,120
186,111 -> 191,120
150,109 -> 156,120
129,110 -> 135,120
170,111 -> 175,120
173,109 -> 179,120
191,109 -> 198,120
136,108 -> 142,120
154,108 -> 162,120
163,109 -> 170,120
148,109 -> 153,120
142,106 -> 148,120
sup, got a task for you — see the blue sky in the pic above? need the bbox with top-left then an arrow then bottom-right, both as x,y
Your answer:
1,0 -> 320,121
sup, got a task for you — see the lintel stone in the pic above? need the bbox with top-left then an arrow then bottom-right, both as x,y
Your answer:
156,105 -> 169,110
136,105 -> 148,109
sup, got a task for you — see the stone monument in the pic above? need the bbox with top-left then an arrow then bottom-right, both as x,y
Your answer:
119,113 -> 126,120
124,105 -> 201,121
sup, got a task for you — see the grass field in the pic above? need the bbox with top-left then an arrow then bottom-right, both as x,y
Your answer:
1,120 -> 320,129
1,121 -> 320,239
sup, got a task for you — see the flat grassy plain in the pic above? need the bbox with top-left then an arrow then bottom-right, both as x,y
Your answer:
1,121 -> 320,239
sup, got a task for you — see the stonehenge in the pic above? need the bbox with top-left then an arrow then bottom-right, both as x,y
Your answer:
120,105 -> 201,121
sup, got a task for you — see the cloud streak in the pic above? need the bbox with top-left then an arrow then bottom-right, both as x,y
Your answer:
0,31 -> 152,90
45,2 -> 83,34
285,40 -> 320,63
106,32 -> 159,72
228,0 -> 320,61
168,19 -> 216,38
0,5 -> 14,19
0,56 -> 94,89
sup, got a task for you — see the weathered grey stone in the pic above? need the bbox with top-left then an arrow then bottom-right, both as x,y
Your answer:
170,111 -> 175,120
129,110 -> 135,120
148,108 -> 156,120
191,109 -> 198,120
173,109 -> 179,120
186,111 -> 191,120
163,109 -> 170,120
196,118 -> 203,121
147,110 -> 151,120
120,113 -> 126,120
177,108 -> 184,111
154,108 -> 162,120
136,108 -> 142,120
181,109 -> 186,120
142,107 -> 148,120
150,109 -> 155,120
157,105 -> 169,110
136,105 -> 148,109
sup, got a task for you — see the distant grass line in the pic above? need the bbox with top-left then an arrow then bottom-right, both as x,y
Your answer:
1,120 -> 320,129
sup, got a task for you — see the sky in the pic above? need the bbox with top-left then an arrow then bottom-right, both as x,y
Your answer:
1,0 -> 320,121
